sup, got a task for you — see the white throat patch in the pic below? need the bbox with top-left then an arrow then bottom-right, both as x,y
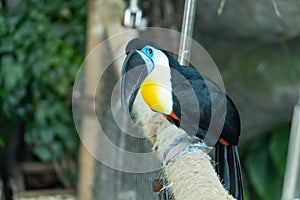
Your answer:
140,49 -> 173,115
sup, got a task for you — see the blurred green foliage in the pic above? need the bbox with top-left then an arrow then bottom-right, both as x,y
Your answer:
244,124 -> 290,200
0,0 -> 86,161
0,138 -> 4,149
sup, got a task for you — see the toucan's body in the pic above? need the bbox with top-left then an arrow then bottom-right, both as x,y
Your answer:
121,38 -> 243,200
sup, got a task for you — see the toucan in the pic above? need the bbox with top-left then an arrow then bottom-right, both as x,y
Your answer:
120,38 -> 243,200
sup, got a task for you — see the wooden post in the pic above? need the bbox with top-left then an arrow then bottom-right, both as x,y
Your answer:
77,0 -> 130,199
77,0 -> 104,199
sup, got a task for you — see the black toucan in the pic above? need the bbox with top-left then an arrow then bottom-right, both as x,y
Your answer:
121,38 -> 243,200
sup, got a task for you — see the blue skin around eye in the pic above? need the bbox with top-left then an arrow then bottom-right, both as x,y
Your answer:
136,49 -> 154,73
141,46 -> 154,59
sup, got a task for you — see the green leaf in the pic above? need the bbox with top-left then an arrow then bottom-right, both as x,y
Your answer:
1,56 -> 24,90
269,124 -> 290,176
0,137 -> 5,149
39,129 -> 55,144
51,141 -> 64,159
245,137 -> 282,200
33,145 -> 52,162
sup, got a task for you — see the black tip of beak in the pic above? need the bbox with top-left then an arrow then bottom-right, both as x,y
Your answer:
121,50 -> 149,115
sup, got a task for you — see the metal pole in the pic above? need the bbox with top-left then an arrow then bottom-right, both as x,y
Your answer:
281,90 -> 300,200
178,0 -> 197,66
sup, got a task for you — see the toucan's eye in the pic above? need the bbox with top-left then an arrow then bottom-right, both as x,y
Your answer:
148,48 -> 153,55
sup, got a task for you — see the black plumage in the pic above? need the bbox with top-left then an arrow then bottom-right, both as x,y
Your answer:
161,49 -> 240,145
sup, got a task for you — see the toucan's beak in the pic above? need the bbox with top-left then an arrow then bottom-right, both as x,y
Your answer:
121,50 -> 153,114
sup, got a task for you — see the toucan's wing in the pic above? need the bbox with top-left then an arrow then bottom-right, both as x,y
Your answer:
169,65 -> 240,145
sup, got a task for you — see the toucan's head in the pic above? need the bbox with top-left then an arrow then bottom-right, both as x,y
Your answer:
121,38 -> 174,116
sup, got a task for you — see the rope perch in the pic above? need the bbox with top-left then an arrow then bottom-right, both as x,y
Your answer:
133,94 -> 235,200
